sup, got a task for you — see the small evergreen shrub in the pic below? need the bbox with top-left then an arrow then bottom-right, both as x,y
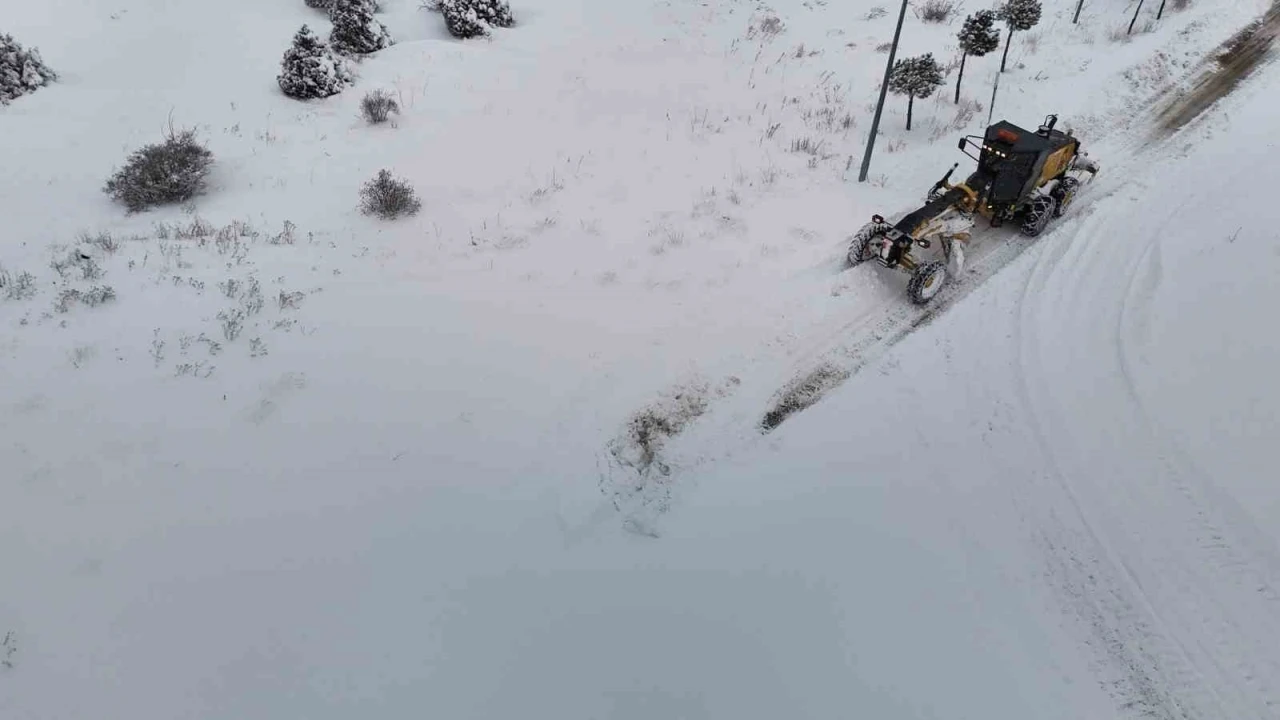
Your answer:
330,0 -> 394,55
888,53 -> 945,130
0,33 -> 57,105
333,0 -> 380,12
278,24 -> 352,100
954,10 -> 1001,102
439,0 -> 514,39
997,0 -> 1043,71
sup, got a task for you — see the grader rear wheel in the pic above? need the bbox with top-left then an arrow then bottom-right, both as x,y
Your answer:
1053,177 -> 1080,217
1020,196 -> 1058,237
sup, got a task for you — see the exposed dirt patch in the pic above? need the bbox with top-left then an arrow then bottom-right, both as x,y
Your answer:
611,386 -> 711,477
603,376 -> 740,535
1154,2 -> 1279,134
760,362 -> 851,433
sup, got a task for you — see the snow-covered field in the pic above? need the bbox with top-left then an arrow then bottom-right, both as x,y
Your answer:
3,0 -> 1279,717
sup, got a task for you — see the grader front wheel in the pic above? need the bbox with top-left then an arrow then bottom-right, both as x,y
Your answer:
847,222 -> 883,267
907,261 -> 948,305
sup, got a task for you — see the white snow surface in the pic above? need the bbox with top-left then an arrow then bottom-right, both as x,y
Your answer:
3,0 -> 1280,718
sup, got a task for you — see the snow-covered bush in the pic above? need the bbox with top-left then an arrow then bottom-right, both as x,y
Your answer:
1,33 -> 57,105
103,125 -> 214,213
277,25 -> 352,100
1,268 -> 37,301
56,286 -> 116,313
329,0 -> 393,55
359,169 -> 422,218
918,0 -> 958,23
360,89 -> 400,123
997,0 -> 1042,71
888,53 -> 944,130
80,230 -> 121,255
955,10 -> 1000,102
306,0 -> 379,11
439,0 -> 514,39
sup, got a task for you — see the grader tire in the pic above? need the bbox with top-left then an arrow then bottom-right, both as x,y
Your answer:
1020,196 -> 1057,237
1053,177 -> 1080,217
907,261 -> 948,305
847,222 -> 882,267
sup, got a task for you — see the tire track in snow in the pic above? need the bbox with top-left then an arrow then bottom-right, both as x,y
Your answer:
1010,210 -> 1214,720
1017,12 -> 1280,711
1112,166 -> 1280,717
1009,132 -> 1280,719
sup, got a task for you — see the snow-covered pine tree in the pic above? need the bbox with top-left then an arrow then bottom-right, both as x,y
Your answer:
0,33 -> 57,105
304,0 -> 333,10
955,10 -> 1000,103
329,0 -> 393,55
888,53 -> 944,131
329,0 -> 380,16
471,0 -> 513,28
277,25 -> 353,100
997,0 -> 1042,72
439,0 -> 514,39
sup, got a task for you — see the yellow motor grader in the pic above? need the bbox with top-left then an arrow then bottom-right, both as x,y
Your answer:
848,114 -> 1099,304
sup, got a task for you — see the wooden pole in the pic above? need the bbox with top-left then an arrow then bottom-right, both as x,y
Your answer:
999,25 -> 1014,72
987,69 -> 1000,127
1128,0 -> 1147,35
954,51 -> 968,104
859,0 -> 910,182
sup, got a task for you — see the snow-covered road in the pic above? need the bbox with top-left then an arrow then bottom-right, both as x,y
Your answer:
687,45 -> 1280,719
1010,74 -> 1280,717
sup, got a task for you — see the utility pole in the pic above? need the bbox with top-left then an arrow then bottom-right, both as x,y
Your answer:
1073,0 -> 1085,24
858,0 -> 909,183
987,69 -> 1000,127
1128,0 -> 1147,35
